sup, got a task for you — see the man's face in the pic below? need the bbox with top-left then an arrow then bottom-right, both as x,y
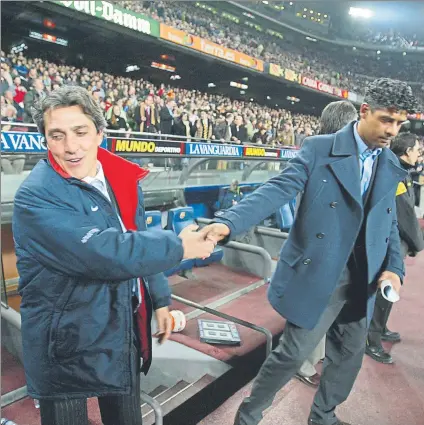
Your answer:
235,116 -> 243,126
359,105 -> 408,149
404,140 -> 421,166
45,105 -> 103,179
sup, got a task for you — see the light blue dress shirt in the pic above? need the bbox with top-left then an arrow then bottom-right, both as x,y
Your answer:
353,123 -> 382,197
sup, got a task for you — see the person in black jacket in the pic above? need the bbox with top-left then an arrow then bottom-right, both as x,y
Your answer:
367,132 -> 424,364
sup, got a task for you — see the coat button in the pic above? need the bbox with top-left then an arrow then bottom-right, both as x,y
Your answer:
316,233 -> 325,239
322,179 -> 327,183
330,202 -> 338,208
303,258 -> 312,265
387,208 -> 392,213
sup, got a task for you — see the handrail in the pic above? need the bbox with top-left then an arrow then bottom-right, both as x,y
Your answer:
255,226 -> 289,239
171,294 -> 273,358
140,391 -> 163,425
0,306 -> 163,424
195,217 -> 273,281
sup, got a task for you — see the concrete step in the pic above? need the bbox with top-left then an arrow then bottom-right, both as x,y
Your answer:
142,374 -> 215,425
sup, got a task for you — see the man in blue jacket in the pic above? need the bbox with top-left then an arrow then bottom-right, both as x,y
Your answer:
201,78 -> 418,425
12,86 -> 215,425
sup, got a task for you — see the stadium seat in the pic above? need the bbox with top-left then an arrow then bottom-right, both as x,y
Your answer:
275,202 -> 295,232
167,207 -> 223,267
144,210 -> 194,277
145,210 -> 162,231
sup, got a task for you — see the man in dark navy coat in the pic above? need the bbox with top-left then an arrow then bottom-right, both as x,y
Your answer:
201,78 -> 419,425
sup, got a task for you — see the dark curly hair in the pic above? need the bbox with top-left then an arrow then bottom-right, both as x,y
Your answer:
364,78 -> 419,114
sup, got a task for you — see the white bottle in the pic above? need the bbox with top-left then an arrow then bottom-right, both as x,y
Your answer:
1,418 -> 18,425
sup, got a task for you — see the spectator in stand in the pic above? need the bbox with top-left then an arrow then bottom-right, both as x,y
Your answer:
23,78 -> 45,122
195,110 -> 213,141
231,115 -> 248,144
214,113 -> 234,143
159,95 -> 175,135
107,105 -> 130,132
173,111 -> 194,140
135,95 -> 160,134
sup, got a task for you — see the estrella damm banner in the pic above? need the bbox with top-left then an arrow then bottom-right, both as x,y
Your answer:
111,138 -> 183,155
243,146 -> 279,158
160,24 -> 264,72
53,1 -> 160,37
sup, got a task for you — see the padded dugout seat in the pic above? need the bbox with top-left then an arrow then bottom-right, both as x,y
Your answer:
167,207 -> 224,267
145,210 -> 194,277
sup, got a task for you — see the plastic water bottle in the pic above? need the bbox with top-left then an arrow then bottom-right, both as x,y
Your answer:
34,399 -> 40,409
1,418 -> 18,425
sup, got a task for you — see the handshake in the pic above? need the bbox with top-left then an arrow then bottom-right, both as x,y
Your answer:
178,223 -> 230,259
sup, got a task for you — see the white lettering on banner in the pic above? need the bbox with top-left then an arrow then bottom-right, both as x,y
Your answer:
302,77 -> 318,89
281,149 -> 297,159
1,133 -> 47,151
199,39 -> 235,62
265,151 -> 278,158
317,82 -> 333,95
58,1 -> 152,35
189,143 -> 241,156
154,146 -> 181,154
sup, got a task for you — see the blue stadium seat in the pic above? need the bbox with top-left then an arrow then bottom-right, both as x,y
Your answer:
275,202 -> 295,232
145,210 -> 194,277
145,210 -> 162,231
167,207 -> 223,267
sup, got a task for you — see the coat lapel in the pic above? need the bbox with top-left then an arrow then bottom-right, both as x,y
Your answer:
368,149 -> 407,210
328,123 -> 362,208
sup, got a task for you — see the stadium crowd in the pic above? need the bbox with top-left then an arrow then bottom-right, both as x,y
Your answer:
248,1 -> 424,48
118,1 -> 424,101
1,50 -> 319,147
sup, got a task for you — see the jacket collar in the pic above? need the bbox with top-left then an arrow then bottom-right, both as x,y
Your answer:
48,148 -> 149,230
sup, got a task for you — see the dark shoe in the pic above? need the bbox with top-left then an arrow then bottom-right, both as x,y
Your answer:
365,344 -> 394,364
295,373 -> 320,387
381,329 -> 401,342
309,420 -> 352,425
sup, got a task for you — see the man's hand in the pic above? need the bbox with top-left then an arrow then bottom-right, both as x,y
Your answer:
178,224 -> 215,259
378,271 -> 402,295
199,223 -> 231,244
155,307 -> 172,344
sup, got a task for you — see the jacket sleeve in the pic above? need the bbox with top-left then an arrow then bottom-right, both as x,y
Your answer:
382,198 -> 405,281
145,273 -> 171,309
13,187 -> 184,281
214,138 -> 316,238
395,192 -> 424,254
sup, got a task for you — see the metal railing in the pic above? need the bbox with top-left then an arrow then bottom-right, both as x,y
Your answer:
1,120 -> 297,150
171,294 -> 273,358
0,306 -> 164,424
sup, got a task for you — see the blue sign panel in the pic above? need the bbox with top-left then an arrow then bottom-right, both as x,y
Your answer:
1,131 -> 108,152
1,131 -> 46,152
186,142 -> 243,157
280,148 -> 298,160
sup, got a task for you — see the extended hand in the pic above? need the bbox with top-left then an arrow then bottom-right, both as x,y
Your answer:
378,271 -> 401,295
178,224 -> 215,259
154,307 -> 172,344
199,223 -> 230,244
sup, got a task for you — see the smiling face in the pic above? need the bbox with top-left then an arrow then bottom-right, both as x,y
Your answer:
358,104 -> 408,149
45,105 -> 103,179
